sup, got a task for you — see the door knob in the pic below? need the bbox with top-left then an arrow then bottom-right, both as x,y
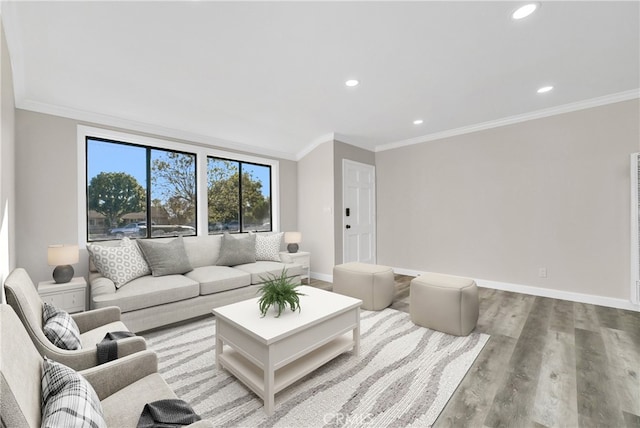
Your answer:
346,225 -> 351,229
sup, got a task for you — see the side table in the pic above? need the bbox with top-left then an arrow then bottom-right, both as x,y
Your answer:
38,277 -> 87,313
280,251 -> 311,284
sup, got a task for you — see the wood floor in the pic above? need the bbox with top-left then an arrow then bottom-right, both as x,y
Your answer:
307,276 -> 640,428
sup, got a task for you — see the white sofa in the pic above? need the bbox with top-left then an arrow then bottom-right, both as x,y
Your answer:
89,234 -> 303,332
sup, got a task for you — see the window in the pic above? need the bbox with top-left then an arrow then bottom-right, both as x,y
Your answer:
86,138 -> 197,241
207,157 -> 271,234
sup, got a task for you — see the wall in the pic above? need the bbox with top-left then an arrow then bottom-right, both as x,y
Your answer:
298,141 -> 334,279
376,99 -> 640,304
333,141 -> 375,265
1,20 -> 16,300
15,110 -> 299,283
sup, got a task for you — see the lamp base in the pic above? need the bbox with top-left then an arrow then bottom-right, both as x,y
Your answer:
287,243 -> 299,253
53,265 -> 74,284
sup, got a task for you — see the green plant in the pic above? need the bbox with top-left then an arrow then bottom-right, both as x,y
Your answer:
257,269 -> 305,318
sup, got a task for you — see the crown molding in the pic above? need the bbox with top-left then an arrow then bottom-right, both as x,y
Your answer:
295,132 -> 335,160
16,99 -> 298,161
376,89 -> 640,153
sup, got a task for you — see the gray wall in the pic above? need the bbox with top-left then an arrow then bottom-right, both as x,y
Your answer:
1,21 -> 16,298
15,110 -> 299,283
333,141 -> 375,265
298,141 -> 335,278
376,99 -> 639,301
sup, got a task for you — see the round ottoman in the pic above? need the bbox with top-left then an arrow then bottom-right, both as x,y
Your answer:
410,272 -> 479,336
333,262 -> 395,310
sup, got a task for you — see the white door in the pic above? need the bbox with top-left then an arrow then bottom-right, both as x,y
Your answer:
343,160 -> 376,264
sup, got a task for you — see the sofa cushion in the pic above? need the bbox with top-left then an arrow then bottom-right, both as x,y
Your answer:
42,303 -> 82,351
234,261 -> 303,285
87,238 -> 150,288
253,232 -> 284,261
41,358 -> 106,428
91,275 -> 199,313
216,233 -> 256,266
185,266 -> 251,295
137,237 -> 193,277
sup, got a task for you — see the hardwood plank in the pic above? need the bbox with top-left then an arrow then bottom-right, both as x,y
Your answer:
594,305 -> 622,330
575,328 -> 625,427
600,328 -> 640,415
434,335 -> 517,428
483,297 -> 553,427
574,303 -> 600,332
618,309 -> 640,348
476,290 -> 534,339
531,330 -> 578,427
549,299 -> 574,334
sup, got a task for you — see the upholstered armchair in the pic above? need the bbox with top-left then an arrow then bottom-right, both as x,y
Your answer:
4,268 -> 146,371
0,304 -> 210,428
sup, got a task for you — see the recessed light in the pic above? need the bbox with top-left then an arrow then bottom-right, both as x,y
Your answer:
537,86 -> 553,94
345,79 -> 359,87
413,119 -> 424,125
512,3 -> 538,20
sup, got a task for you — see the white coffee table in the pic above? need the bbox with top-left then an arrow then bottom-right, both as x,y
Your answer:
212,286 -> 362,415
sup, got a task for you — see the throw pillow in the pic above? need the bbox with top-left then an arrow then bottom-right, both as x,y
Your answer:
137,236 -> 193,277
253,232 -> 283,262
42,303 -> 82,351
41,358 -> 107,428
216,233 -> 256,266
87,237 -> 150,288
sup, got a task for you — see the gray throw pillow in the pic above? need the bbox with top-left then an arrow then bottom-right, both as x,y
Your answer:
137,236 -> 193,277
216,233 -> 256,266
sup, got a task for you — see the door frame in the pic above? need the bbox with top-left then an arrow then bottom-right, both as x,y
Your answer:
342,159 -> 377,264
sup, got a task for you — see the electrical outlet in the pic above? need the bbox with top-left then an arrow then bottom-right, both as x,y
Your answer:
538,267 -> 547,278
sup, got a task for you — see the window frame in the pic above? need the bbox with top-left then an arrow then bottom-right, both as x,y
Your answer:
77,125 -> 280,248
206,156 -> 273,234
85,136 -> 198,241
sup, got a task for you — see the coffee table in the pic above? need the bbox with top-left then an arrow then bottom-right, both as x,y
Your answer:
212,286 -> 362,415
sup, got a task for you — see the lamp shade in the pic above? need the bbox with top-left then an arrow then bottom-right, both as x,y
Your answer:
47,245 -> 79,266
284,232 -> 301,244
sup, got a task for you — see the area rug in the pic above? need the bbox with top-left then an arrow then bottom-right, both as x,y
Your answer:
144,308 -> 489,427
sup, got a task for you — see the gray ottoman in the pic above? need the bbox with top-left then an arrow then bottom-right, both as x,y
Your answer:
410,272 -> 479,336
333,262 -> 395,310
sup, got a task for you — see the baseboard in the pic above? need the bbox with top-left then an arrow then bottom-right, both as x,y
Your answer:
311,271 -> 333,283
391,267 -> 640,312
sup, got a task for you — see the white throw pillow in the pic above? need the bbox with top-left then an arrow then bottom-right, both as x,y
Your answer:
254,232 -> 283,262
41,358 -> 106,428
87,237 -> 150,288
42,303 -> 82,350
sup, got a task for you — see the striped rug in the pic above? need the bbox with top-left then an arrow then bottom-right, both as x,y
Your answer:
144,308 -> 489,427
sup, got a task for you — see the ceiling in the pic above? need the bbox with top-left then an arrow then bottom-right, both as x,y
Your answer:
2,1 -> 639,160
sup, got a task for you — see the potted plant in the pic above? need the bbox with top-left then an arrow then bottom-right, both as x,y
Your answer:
257,269 -> 305,318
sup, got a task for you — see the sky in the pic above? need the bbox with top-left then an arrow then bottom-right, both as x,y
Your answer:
87,139 -> 271,198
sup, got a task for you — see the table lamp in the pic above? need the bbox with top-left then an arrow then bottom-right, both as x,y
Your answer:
48,244 -> 79,283
284,232 -> 301,253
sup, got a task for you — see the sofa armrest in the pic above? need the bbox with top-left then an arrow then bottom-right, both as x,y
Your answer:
89,273 -> 116,305
80,350 -> 158,400
72,306 -> 121,333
